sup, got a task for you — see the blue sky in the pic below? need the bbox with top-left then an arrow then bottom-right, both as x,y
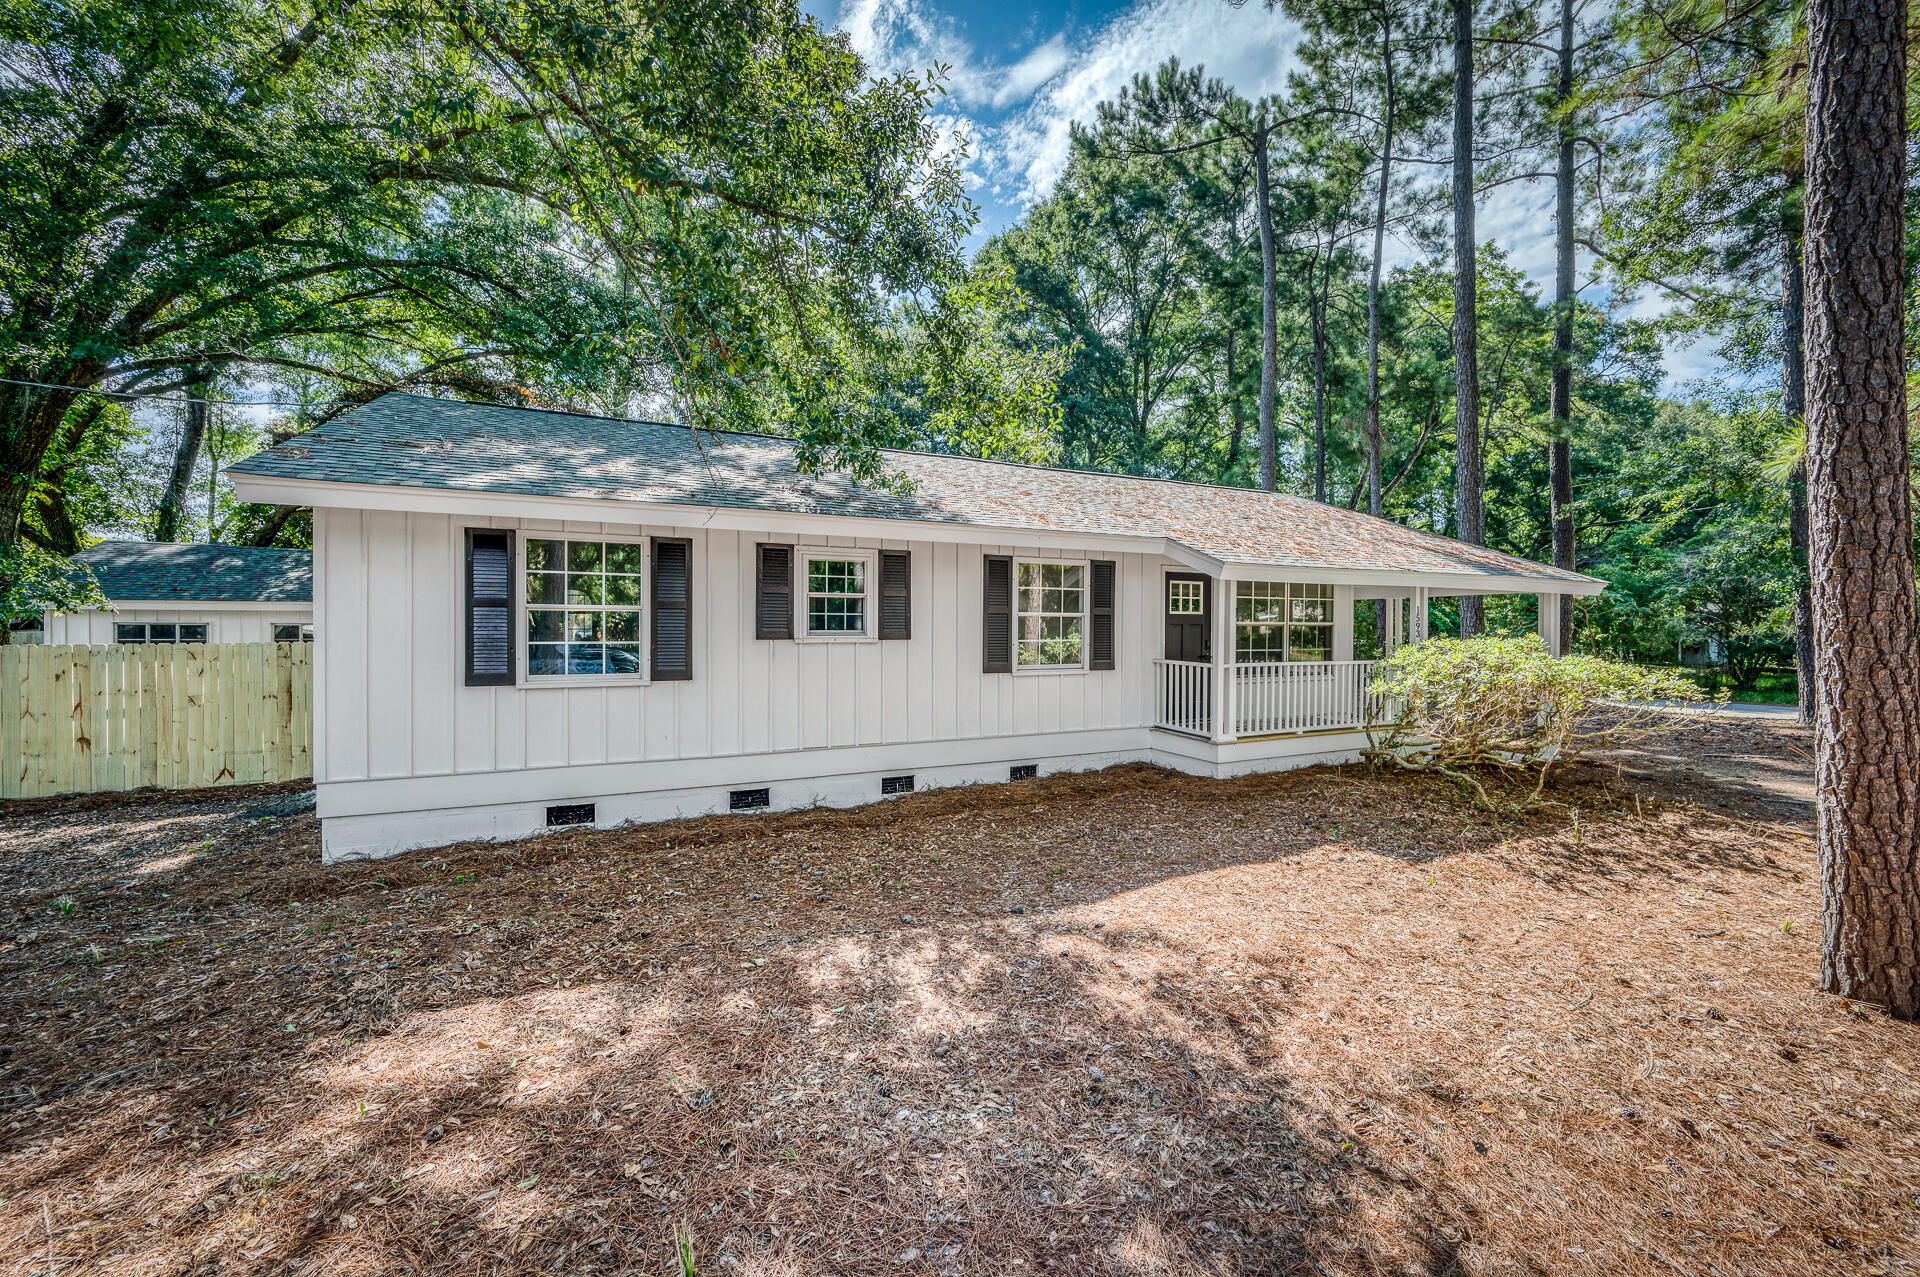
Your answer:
805,0 -> 1742,389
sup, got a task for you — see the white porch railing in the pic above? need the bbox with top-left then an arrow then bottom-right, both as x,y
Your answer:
1153,659 -> 1212,735
1233,659 -> 1382,736
1154,657 -> 1384,738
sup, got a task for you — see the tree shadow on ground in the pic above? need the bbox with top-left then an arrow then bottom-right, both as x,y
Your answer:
1,728 -> 1874,1277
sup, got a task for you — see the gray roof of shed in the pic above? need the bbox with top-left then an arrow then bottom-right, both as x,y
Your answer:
229,393 -> 1599,586
72,541 -> 312,603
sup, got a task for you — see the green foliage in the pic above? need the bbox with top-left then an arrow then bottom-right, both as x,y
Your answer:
0,541 -> 107,636
0,0 -> 1009,547
1366,634 -> 1720,805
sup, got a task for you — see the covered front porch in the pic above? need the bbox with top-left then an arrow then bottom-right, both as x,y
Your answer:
1150,573 -> 1573,744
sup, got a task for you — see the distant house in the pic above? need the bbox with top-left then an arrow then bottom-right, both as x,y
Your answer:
48,541 -> 313,646
228,393 -> 1604,862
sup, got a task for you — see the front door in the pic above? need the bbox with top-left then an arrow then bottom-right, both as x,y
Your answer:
1164,573 -> 1212,662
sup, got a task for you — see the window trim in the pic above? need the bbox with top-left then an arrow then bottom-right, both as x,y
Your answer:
515,533 -> 652,687
794,548 -> 880,643
1013,557 -> 1091,674
272,622 -> 314,643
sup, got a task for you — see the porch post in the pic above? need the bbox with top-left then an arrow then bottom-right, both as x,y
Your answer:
1386,597 -> 1403,652
1410,587 -> 1430,644
1537,592 -> 1563,656
1212,573 -> 1237,742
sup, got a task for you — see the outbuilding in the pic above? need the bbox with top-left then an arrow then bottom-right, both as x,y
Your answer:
49,541 -> 313,645
227,393 -> 1603,862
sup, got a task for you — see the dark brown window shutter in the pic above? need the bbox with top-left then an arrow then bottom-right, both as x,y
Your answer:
465,528 -> 514,687
982,554 -> 1013,673
878,550 -> 911,640
651,537 -> 692,681
1089,559 -> 1116,671
756,544 -> 793,640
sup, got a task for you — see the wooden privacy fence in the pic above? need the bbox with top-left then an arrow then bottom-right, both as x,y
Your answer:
0,643 -> 312,799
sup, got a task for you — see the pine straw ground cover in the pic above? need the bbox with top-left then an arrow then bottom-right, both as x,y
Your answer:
0,716 -> 1914,1277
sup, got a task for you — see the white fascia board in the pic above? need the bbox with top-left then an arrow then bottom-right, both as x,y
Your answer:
1221,561 -> 1607,596
228,474 -> 1180,561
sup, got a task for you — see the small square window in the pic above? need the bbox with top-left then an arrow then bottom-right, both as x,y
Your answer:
1168,580 -> 1203,614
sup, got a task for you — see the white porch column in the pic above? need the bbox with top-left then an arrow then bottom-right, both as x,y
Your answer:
1409,587 -> 1430,644
1386,596 -> 1404,652
1537,592 -> 1563,656
1332,585 -> 1355,662
1212,573 -> 1237,742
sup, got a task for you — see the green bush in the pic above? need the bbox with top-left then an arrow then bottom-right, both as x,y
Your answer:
1366,634 -> 1722,805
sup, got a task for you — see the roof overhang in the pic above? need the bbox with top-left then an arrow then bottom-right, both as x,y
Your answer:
229,472 -> 1604,596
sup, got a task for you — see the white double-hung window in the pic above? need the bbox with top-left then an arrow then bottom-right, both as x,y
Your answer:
1235,581 -> 1333,662
801,551 -> 873,639
524,537 -> 645,678
1016,560 -> 1086,669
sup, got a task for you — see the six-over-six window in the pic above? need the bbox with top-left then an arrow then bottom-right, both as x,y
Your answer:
1234,581 -> 1333,662
525,538 -> 644,677
1017,561 -> 1086,669
804,554 -> 871,637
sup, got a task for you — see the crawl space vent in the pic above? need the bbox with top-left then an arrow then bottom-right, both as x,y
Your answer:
1009,764 -> 1038,781
546,802 -> 594,827
881,774 -> 914,796
729,787 -> 771,811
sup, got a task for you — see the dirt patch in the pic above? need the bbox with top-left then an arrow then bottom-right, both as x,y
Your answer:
1,716 -> 1913,1275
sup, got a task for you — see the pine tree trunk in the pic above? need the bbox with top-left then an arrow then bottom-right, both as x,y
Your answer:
1782,195 -> 1817,727
1803,0 -> 1920,1020
153,369 -> 212,542
1254,121 -> 1279,493
1451,0 -> 1484,636
1365,7 -> 1395,523
1546,0 -> 1576,656
1224,326 -> 1245,469
1313,250 -> 1331,504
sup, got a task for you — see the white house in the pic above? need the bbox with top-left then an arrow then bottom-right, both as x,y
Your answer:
227,393 -> 1603,862
49,541 -> 313,645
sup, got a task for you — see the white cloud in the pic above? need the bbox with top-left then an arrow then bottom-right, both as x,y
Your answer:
837,0 -> 973,81
987,0 -> 1304,203
990,34 -> 1072,110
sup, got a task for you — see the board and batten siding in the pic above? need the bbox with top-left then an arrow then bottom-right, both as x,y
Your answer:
314,507 -> 1160,793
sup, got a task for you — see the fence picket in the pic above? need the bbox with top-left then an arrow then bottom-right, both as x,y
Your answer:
290,643 -> 312,780
0,644 -> 313,798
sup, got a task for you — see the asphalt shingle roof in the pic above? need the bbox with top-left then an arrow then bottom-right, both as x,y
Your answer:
229,393 -> 1600,587
72,542 -> 312,604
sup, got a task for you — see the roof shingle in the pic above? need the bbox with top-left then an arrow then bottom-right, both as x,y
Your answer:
229,393 -> 1599,587
72,542 -> 312,604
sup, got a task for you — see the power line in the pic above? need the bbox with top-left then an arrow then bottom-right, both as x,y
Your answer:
0,375 -> 325,410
